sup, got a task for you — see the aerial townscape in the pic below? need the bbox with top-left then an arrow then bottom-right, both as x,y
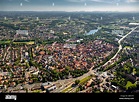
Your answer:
0,0 -> 139,94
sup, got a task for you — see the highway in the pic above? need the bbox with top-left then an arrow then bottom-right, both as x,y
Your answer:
103,26 -> 138,67
52,26 -> 138,93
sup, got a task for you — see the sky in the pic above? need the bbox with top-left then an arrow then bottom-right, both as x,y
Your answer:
0,0 -> 139,12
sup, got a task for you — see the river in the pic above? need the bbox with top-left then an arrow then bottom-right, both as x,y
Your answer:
85,27 -> 100,35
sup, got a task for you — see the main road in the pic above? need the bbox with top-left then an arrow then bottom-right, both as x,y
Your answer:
103,26 -> 138,67
52,26 -> 138,93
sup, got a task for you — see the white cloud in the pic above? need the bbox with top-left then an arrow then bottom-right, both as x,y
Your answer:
90,0 -> 103,2
67,0 -> 87,2
67,0 -> 105,2
24,0 -> 30,2
67,0 -> 115,3
20,3 -> 23,6
90,0 -> 120,3
126,0 -> 139,3
68,0 -> 139,3
116,3 -> 119,6
84,2 -> 87,6
52,3 -> 55,6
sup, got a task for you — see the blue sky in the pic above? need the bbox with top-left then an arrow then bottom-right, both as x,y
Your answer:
0,0 -> 139,11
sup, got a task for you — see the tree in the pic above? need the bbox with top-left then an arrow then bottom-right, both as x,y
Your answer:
25,88 -> 28,93
75,80 -> 80,85
79,85 -> 84,91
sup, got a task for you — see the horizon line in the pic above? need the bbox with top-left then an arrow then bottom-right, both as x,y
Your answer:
0,10 -> 139,13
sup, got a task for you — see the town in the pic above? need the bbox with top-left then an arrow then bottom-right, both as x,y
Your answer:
0,11 -> 139,93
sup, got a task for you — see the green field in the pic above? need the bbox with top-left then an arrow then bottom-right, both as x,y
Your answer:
125,81 -> 136,90
62,75 -> 93,93
0,40 -> 11,44
13,41 -> 35,45
62,86 -> 72,93
124,46 -> 132,49
0,40 -> 35,45
79,75 -> 92,85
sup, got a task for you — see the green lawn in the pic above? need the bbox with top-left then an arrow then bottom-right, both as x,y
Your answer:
124,46 -> 132,49
79,75 -> 92,85
125,81 -> 136,90
133,68 -> 136,74
33,90 -> 42,93
0,40 -> 34,45
13,41 -> 34,45
0,40 -> 11,44
61,86 -> 72,93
